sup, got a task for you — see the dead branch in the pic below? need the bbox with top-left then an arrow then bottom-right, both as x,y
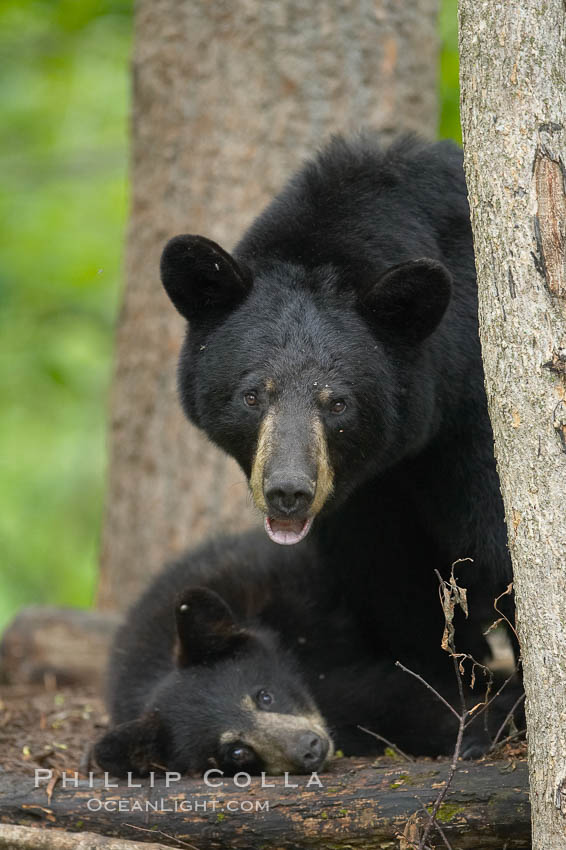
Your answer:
0,823 -> 169,850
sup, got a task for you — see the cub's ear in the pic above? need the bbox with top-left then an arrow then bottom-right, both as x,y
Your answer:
93,711 -> 168,777
160,234 -> 252,323
360,258 -> 452,343
175,587 -> 250,667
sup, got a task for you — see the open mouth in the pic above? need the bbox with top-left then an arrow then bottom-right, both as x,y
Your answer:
264,516 -> 313,546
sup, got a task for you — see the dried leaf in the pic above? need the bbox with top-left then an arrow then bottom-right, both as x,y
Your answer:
438,564 -> 470,653
400,811 -> 422,850
46,770 -> 60,805
484,617 -> 504,636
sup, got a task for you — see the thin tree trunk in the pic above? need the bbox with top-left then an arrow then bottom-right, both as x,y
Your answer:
458,2 -> 566,847
98,0 -> 440,609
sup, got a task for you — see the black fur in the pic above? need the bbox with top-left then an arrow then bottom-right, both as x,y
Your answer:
95,532 -> 521,776
160,133 -> 514,674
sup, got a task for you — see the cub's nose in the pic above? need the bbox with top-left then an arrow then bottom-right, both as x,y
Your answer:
293,732 -> 328,772
264,475 -> 315,517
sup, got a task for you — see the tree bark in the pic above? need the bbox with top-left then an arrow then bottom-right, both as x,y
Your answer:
97,0 -> 441,610
458,2 -> 566,848
0,759 -> 530,849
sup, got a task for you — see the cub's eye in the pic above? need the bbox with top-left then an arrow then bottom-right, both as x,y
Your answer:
256,689 -> 273,708
329,399 -> 347,414
230,744 -> 255,765
243,391 -> 259,407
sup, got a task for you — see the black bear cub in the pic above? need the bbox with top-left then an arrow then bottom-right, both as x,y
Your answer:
160,133 -> 514,675
94,532 -> 520,777
95,538 -> 332,777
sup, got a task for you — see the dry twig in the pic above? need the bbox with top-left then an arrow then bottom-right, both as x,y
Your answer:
357,725 -> 415,762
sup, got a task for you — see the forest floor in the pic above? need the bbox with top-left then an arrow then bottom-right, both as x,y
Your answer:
0,683 -> 107,777
0,682 -> 530,850
0,680 -> 527,779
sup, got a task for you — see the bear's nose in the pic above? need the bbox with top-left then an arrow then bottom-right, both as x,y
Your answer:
293,732 -> 328,771
264,475 -> 315,517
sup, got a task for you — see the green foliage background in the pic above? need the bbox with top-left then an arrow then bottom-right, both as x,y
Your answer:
0,0 -> 460,631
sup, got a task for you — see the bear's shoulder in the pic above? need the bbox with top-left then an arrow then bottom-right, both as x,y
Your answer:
235,132 -> 469,276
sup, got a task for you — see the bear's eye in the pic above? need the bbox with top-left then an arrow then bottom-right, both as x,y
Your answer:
243,391 -> 259,407
329,399 -> 347,414
256,689 -> 274,708
230,744 -> 256,765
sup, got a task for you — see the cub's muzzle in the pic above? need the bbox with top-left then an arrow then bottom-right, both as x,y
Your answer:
290,730 -> 329,772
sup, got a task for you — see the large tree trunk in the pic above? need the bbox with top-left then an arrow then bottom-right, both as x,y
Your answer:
98,0 -> 441,610
458,2 -> 566,848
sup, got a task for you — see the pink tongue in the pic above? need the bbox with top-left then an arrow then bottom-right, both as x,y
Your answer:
265,516 -> 313,545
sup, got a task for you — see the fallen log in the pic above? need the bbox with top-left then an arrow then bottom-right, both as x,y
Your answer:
0,607 -> 120,688
0,757 -> 530,849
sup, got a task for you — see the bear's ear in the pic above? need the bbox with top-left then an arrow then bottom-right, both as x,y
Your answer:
160,234 -> 252,323
175,587 -> 250,667
360,258 -> 452,343
93,710 -> 168,777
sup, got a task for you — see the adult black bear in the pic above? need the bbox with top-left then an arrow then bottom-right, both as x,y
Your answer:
160,134 -> 511,676
95,531 -> 511,776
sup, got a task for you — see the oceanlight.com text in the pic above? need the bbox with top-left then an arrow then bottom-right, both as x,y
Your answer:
86,797 -> 270,813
